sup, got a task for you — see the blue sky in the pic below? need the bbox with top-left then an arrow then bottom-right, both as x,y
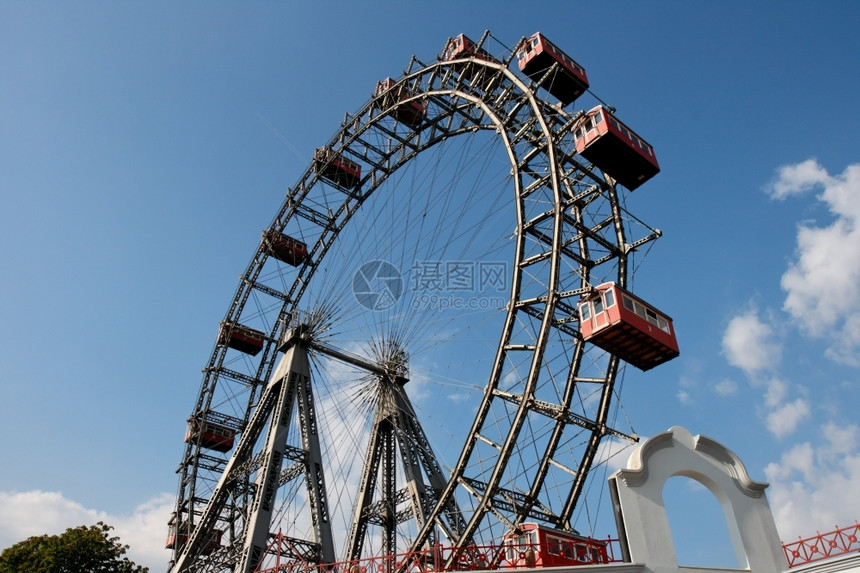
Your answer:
2,2 -> 859,570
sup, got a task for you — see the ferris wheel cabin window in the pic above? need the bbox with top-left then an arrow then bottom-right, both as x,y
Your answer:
579,301 -> 591,320
621,292 -> 671,334
603,287 -> 615,308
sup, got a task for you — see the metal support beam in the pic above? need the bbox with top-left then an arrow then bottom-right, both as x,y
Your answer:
238,342 -> 303,572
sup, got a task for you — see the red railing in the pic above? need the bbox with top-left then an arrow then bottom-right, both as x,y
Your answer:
256,537 -> 621,573
782,522 -> 860,567
255,520 -> 860,572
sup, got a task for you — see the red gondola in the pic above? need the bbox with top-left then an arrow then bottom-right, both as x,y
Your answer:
442,33 -> 497,64
165,524 -> 222,554
218,321 -> 266,356
572,105 -> 660,191
578,283 -> 679,371
263,229 -> 308,266
185,419 -> 236,453
314,147 -> 361,190
502,523 -> 610,567
442,33 -> 500,86
375,78 -> 426,128
516,32 -> 589,106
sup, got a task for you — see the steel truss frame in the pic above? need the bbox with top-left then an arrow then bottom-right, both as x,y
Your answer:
169,31 -> 661,573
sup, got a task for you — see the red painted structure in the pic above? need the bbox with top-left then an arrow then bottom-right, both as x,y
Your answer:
264,229 -> 308,266
578,283 -> 678,371
516,32 -> 589,106
782,521 -> 860,567
572,106 -> 659,191
166,525 -> 222,554
252,518 -> 860,572
255,524 -> 616,573
375,78 -> 426,128
315,147 -> 362,189
219,321 -> 266,356
501,523 -> 610,568
442,34 -> 500,86
185,419 -> 236,453
443,33 -> 498,64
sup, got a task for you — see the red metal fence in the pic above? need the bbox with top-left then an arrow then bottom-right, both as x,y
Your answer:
256,537 -> 621,573
782,522 -> 860,567
256,522 -> 860,572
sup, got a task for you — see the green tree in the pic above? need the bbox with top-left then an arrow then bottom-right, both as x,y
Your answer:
0,521 -> 148,573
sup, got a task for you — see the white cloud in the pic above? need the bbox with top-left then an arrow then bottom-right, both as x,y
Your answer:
765,423 -> 860,541
714,379 -> 738,397
826,313 -> 860,365
722,310 -> 781,377
111,494 -> 176,571
765,398 -> 811,438
595,436 -> 637,474
0,490 -> 173,571
821,422 -> 858,455
675,375 -> 697,405
0,491 -> 104,544
768,160 -> 860,365
764,158 -> 832,199
782,221 -> 860,336
721,159 -> 860,547
764,442 -> 815,482
720,310 -> 812,438
447,392 -> 471,403
763,377 -> 788,408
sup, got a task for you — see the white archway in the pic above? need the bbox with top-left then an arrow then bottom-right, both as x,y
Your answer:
609,426 -> 787,573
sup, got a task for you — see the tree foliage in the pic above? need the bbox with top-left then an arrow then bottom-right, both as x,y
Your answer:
0,521 -> 148,573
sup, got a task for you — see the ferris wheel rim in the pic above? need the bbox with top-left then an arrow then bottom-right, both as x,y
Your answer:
170,34 -> 658,572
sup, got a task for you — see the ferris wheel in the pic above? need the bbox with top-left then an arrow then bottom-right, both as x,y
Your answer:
167,31 -> 676,573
